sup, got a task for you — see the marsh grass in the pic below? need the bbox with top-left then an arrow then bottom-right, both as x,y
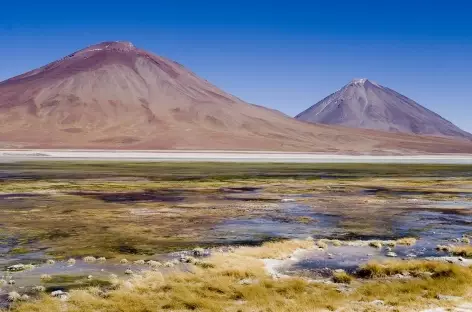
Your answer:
0,185 -> 292,259
436,245 -> 452,252
9,247 -> 472,312
3,162 -> 472,180
11,252 -> 345,312
351,260 -> 472,308
332,270 -> 353,284
451,245 -> 472,258
82,256 -> 96,263
316,240 -> 329,249
8,247 -> 31,255
396,237 -> 417,246
354,277 -> 468,308
295,216 -> 317,224
236,239 -> 315,259
331,239 -> 342,247
1,163 -> 471,260
368,241 -> 382,249
356,260 -> 472,279
2,163 -> 472,311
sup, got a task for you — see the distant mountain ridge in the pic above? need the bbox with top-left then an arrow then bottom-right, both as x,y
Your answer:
296,79 -> 472,140
0,43 -> 472,154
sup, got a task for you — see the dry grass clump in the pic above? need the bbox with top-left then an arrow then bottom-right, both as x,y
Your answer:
146,260 -> 162,268
180,256 -> 197,264
354,261 -> 472,308
315,240 -> 328,249
20,295 -> 30,301
40,274 -> 52,281
450,245 -> 472,258
193,247 -> 205,257
194,261 -> 215,269
7,292 -> 22,302
236,239 -> 315,259
436,245 -> 451,252
355,277 -> 468,309
11,251 -> 344,312
32,286 -> 46,293
296,216 -> 317,224
396,237 -> 417,246
331,240 -> 342,247
83,256 -> 96,263
163,261 -> 174,268
8,241 -> 472,312
356,260 -> 472,279
124,269 -> 133,275
368,241 -> 382,249
8,292 -> 29,302
332,270 -> 353,284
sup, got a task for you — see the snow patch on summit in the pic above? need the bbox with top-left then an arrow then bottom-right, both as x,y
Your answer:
350,78 -> 381,88
351,78 -> 368,85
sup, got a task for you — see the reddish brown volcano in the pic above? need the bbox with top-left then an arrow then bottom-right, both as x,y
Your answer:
0,41 -> 471,154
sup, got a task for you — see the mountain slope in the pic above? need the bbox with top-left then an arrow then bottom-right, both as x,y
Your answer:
0,43 -> 472,154
296,79 -> 472,140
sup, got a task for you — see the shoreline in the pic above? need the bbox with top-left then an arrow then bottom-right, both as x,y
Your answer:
1,150 -> 472,164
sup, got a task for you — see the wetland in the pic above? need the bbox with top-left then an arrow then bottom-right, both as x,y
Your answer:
0,162 -> 471,311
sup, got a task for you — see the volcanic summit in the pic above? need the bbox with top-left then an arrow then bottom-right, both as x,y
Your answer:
295,79 -> 472,140
0,43 -> 471,153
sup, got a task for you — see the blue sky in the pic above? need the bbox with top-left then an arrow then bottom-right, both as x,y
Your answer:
1,0 -> 471,131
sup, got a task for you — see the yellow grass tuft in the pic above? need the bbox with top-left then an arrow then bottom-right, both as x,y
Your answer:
450,245 -> 472,258
332,270 -> 353,284
356,259 -> 472,279
236,239 -> 314,259
316,239 -> 328,249
8,240 -> 472,312
436,245 -> 452,252
82,256 -> 96,263
396,237 -> 417,246
368,241 -> 382,249
11,248 -> 344,312
40,274 -> 52,281
331,240 -> 342,247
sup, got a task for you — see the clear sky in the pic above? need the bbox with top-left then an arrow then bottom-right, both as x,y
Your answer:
1,0 -> 471,131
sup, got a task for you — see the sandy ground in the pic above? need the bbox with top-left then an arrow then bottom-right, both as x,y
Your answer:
1,150 -> 472,164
